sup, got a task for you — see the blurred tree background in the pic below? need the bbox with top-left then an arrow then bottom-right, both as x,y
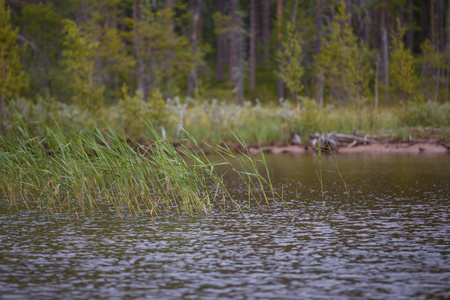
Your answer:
1,0 -> 450,140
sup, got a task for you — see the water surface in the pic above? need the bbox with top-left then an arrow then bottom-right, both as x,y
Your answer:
1,154 -> 449,299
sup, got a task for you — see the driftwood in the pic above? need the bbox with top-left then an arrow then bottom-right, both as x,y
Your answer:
308,132 -> 377,150
290,130 -> 302,145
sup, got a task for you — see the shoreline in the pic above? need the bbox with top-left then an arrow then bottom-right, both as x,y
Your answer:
246,141 -> 450,155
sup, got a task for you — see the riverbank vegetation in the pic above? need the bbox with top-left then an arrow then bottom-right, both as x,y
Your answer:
5,96 -> 450,145
1,0 -> 449,145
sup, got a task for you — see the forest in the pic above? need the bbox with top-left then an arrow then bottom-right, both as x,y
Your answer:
1,0 -> 450,142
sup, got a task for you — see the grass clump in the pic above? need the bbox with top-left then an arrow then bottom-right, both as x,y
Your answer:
0,120 -> 282,222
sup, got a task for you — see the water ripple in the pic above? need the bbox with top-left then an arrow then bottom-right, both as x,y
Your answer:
1,154 -> 449,299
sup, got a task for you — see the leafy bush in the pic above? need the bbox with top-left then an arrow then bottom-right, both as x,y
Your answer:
408,101 -> 450,127
6,98 -> 95,136
111,86 -> 169,138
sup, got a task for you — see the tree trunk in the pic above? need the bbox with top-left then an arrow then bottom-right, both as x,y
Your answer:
133,0 -> 149,101
424,59 -> 430,100
290,0 -> 299,107
375,53 -> 379,110
315,0 -> 323,104
291,0 -> 299,23
0,95 -> 5,138
229,0 -> 243,105
237,27 -> 245,106
262,0 -> 271,67
380,0 -> 389,103
215,0 -> 225,80
446,0 -> 450,101
187,0 -> 201,98
447,0 -> 450,49
229,0 -> 238,83
431,0 -> 435,46
438,0 -> 445,50
402,91 -> 407,125
406,0 -> 414,50
276,0 -> 284,100
249,0 -> 256,90
421,0 -> 430,45
94,19 -> 104,89
435,45 -> 440,100
361,0 -> 371,45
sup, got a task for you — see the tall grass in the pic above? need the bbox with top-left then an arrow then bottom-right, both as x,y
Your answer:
0,120 -> 282,221
314,131 -> 350,206
204,131 -> 289,214
316,139 -> 325,206
6,97 -> 449,146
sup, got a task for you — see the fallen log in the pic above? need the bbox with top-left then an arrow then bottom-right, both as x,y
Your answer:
331,133 -> 377,144
309,133 -> 339,151
309,132 -> 378,149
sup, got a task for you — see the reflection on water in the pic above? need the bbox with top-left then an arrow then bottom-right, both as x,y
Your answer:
1,154 -> 449,299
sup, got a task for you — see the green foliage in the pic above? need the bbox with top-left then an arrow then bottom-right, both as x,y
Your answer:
418,39 -> 446,101
390,19 -> 416,95
126,6 -> 206,97
315,1 -> 372,104
0,0 -> 28,135
276,22 -> 304,102
0,0 -> 28,101
389,19 -> 417,123
115,85 -> 168,138
2,0 -> 448,144
62,19 -> 104,110
213,12 -> 232,35
6,97 -> 96,136
213,9 -> 246,35
98,26 -> 136,100
408,101 -> 450,127
19,3 -> 63,96
2,95 -> 448,146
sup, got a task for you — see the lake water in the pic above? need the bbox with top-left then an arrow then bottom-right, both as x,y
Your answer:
1,153 -> 449,299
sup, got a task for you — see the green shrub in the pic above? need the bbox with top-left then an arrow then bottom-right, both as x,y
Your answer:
112,86 -> 169,138
408,101 -> 450,127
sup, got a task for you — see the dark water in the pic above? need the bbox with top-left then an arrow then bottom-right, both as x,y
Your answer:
1,154 -> 449,299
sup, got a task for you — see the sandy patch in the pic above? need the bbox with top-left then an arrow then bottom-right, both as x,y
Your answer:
247,142 -> 449,155
338,143 -> 448,154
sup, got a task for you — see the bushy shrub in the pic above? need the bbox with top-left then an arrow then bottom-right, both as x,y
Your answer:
408,101 -> 450,127
112,86 -> 169,138
6,98 -> 95,136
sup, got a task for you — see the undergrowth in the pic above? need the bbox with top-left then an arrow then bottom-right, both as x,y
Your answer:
4,97 -> 449,145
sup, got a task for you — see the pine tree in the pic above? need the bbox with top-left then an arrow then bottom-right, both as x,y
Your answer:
20,3 -> 62,96
276,22 -> 304,111
128,3 -> 204,101
100,26 -> 136,100
315,1 -> 372,126
419,39 -> 446,102
61,19 -> 105,110
0,0 -> 28,136
390,19 -> 417,124
213,1 -> 245,105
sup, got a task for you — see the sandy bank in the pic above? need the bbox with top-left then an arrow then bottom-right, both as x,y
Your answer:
247,141 -> 449,155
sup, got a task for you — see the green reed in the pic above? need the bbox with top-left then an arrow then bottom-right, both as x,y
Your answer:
316,138 -> 325,206
0,121 -> 282,221
204,131 -> 290,214
314,132 -> 349,206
